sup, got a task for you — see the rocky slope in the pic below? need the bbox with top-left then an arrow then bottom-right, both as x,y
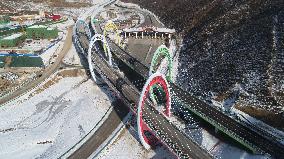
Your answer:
122,0 -> 284,129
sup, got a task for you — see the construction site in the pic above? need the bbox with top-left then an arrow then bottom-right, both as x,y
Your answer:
0,0 -> 75,101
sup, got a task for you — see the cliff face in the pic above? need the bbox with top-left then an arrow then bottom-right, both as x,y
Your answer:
122,0 -> 284,129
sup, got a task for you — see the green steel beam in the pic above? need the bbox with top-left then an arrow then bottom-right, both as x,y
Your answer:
174,95 -> 263,154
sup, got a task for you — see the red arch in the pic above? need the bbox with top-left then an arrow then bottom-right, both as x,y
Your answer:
137,73 -> 171,149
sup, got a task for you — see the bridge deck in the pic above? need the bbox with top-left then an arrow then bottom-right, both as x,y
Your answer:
92,31 -> 284,158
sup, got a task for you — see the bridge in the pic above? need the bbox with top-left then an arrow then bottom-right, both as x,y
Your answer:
74,17 -> 212,159
72,15 -> 284,159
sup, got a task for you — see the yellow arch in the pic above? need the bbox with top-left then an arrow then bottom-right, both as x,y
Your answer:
103,21 -> 121,51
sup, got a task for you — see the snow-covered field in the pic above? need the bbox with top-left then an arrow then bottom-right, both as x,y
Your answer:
0,69 -> 116,159
63,43 -> 83,66
40,41 -> 62,66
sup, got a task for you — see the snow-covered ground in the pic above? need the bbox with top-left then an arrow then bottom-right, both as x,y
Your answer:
0,69 -> 116,159
22,39 -> 53,53
40,41 -> 62,66
63,43 -> 83,66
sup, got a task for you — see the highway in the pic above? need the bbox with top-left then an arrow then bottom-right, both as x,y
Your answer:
114,2 -> 164,28
100,36 -> 284,158
75,16 -> 213,158
73,2 -> 284,158
90,16 -> 284,158
80,38 -> 213,158
75,11 -> 214,158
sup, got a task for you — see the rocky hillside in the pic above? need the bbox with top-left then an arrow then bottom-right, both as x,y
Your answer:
122,0 -> 284,129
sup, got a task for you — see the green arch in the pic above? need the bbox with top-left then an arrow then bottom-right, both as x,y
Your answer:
149,45 -> 173,105
149,45 -> 173,82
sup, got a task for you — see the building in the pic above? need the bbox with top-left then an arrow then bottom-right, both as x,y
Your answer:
9,10 -> 43,22
122,27 -> 176,39
0,54 -> 44,68
10,14 -> 38,22
106,10 -> 117,19
130,14 -> 140,26
50,14 -> 61,21
26,25 -> 58,39
0,33 -> 25,48
45,13 -> 61,21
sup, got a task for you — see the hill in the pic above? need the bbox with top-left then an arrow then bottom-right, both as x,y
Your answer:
121,0 -> 284,130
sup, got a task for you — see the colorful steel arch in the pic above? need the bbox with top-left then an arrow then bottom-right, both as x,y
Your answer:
137,72 -> 171,150
90,15 -> 97,32
149,45 -> 173,105
103,20 -> 121,52
88,33 -> 112,83
149,45 -> 173,82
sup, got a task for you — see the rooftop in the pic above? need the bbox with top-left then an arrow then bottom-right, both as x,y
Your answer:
28,25 -> 47,29
28,25 -> 56,31
123,27 -> 175,33
1,33 -> 23,40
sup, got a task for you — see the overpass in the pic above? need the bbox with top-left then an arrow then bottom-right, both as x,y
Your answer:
74,18 -> 213,159
88,18 -> 284,158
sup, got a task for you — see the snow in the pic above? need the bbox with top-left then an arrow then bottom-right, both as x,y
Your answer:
28,25 -> 47,29
40,23 -> 69,66
0,70 -> 116,159
63,43 -> 83,66
116,1 -> 165,27
0,72 -> 19,81
48,18 -> 74,31
2,33 -> 23,40
40,41 -> 62,66
96,125 -> 175,159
